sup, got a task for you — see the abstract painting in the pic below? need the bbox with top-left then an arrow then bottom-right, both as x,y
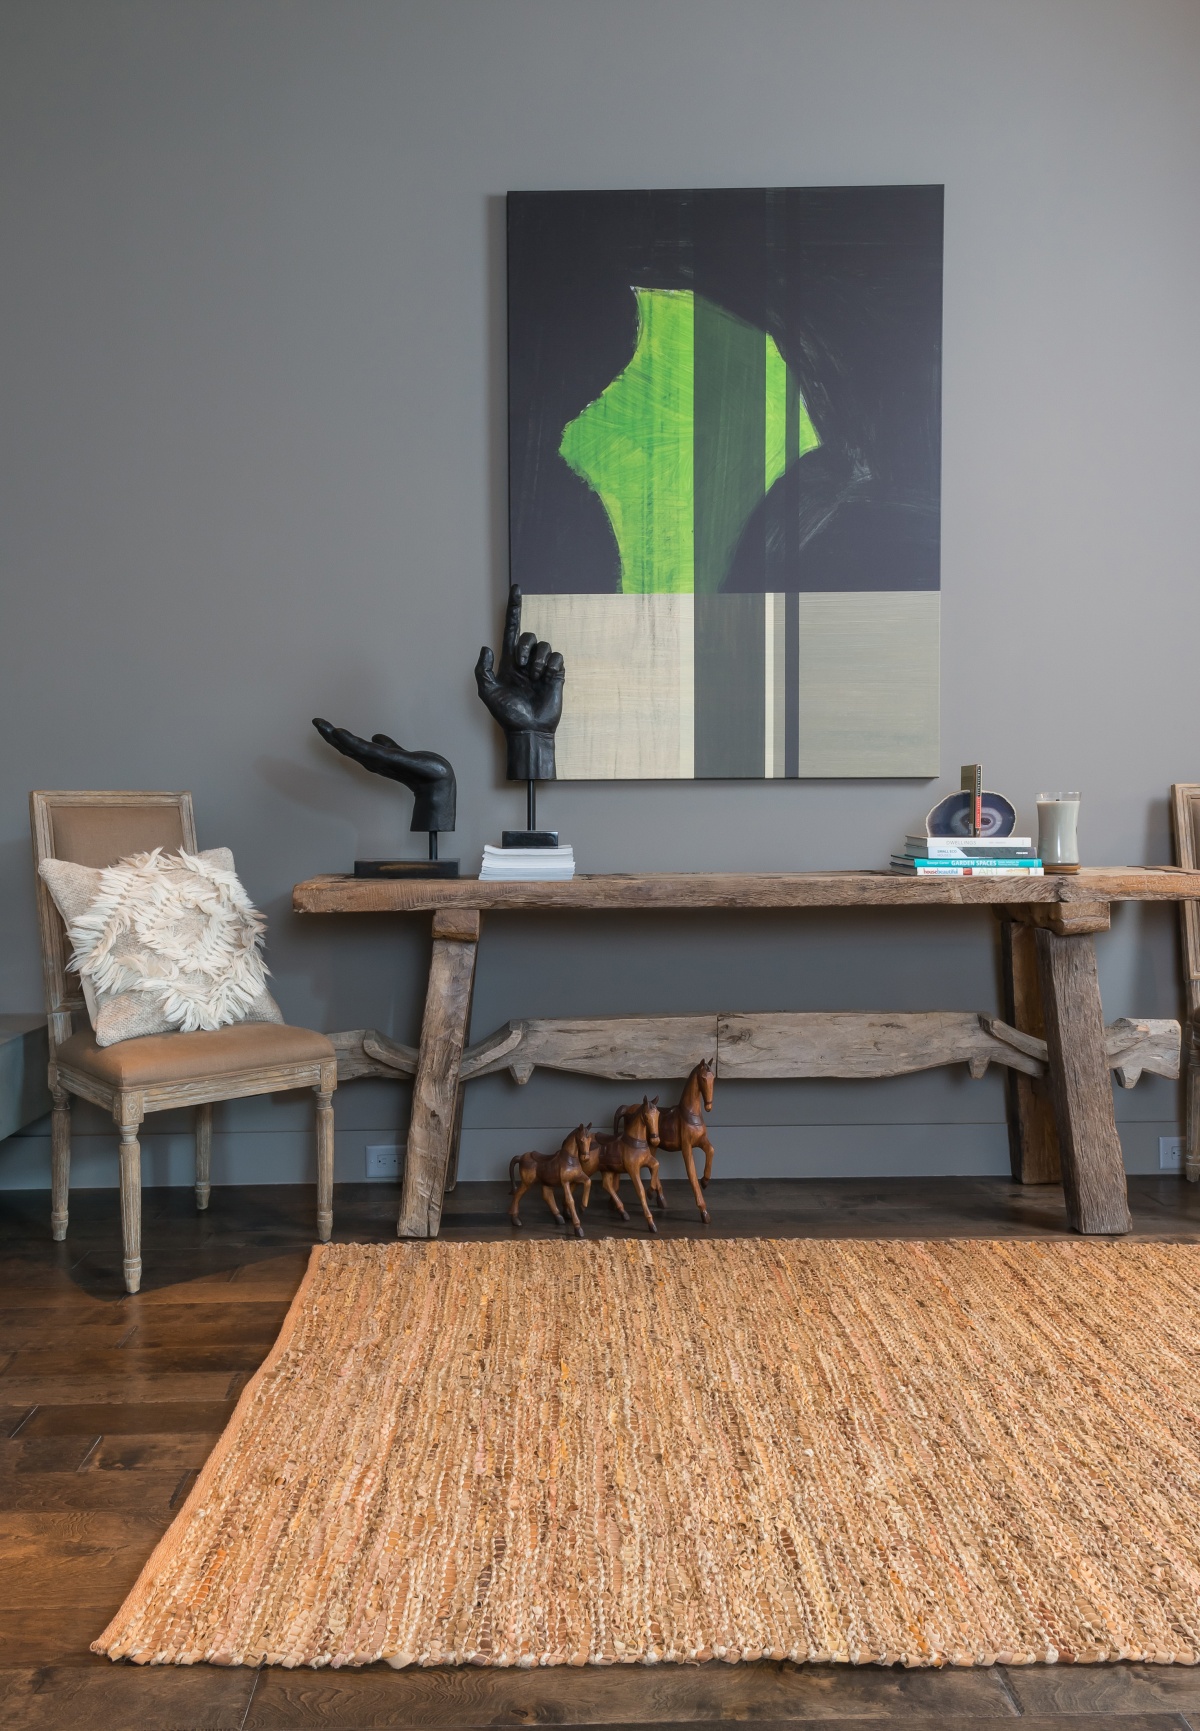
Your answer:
508,186 -> 943,779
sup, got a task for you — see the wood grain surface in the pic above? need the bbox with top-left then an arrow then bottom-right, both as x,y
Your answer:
335,1013 -> 1178,1092
1000,917 -> 1062,1185
716,1011 -> 1046,1080
1035,930 -> 1134,1235
294,866 -> 1200,916
461,1015 -> 718,1083
397,911 -> 481,1238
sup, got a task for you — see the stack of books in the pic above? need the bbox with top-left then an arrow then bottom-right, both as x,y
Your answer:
479,843 -> 575,882
891,836 -> 1043,876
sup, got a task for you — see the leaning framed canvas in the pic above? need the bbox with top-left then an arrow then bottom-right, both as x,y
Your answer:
508,185 -> 943,780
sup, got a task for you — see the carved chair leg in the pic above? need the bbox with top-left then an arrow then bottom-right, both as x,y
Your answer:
50,1084 -> 71,1242
1187,1030 -> 1200,1183
314,1088 -> 334,1243
194,1103 -> 213,1212
116,1113 -> 144,1295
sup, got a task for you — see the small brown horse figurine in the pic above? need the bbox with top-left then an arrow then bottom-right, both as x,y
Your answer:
616,1059 -> 716,1223
509,1124 -> 596,1237
581,1096 -> 663,1233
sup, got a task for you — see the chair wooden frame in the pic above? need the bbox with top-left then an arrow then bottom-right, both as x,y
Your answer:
31,790 -> 337,1292
1172,784 -> 1200,1181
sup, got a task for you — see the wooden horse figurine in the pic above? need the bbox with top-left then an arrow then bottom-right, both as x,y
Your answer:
615,1059 -> 716,1223
581,1096 -> 663,1233
509,1124 -> 596,1237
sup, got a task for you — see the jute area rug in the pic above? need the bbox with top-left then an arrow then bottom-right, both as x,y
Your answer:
94,1237 -> 1200,1669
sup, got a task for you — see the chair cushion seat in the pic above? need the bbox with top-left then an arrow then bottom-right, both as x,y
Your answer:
57,1022 -> 335,1087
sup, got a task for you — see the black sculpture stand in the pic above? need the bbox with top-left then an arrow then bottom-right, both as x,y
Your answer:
502,779 -> 558,849
313,718 -> 460,878
355,858 -> 460,880
475,585 -> 565,843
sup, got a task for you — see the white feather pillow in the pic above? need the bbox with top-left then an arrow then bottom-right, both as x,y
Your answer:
39,847 -> 284,1047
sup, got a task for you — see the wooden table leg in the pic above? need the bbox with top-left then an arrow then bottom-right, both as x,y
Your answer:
1034,922 -> 1132,1235
441,933 -> 479,1196
998,915 -> 1060,1183
397,908 -> 481,1238
1187,1018 -> 1200,1182
443,1080 -> 468,1196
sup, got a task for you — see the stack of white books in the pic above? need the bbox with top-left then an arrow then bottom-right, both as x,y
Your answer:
479,844 -> 575,882
890,836 -> 1043,876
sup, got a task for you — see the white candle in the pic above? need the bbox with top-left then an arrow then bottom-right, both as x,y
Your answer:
1037,792 -> 1081,871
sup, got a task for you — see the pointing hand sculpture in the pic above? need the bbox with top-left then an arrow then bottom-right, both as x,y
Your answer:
475,584 -> 565,781
311,719 -> 456,834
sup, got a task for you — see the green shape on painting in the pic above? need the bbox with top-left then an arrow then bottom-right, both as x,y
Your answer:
765,332 -> 819,490
560,287 -> 819,595
559,288 -> 695,596
765,334 -> 789,494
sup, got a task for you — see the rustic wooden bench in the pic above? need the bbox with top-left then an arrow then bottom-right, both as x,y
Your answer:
293,868 -> 1200,1240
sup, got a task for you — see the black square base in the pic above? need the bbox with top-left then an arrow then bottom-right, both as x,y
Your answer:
353,859 -> 461,879
501,830 -> 559,849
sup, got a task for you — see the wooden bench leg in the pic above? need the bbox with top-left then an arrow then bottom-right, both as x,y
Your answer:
998,917 -> 1061,1183
398,908 -> 481,1239
1035,926 -> 1132,1235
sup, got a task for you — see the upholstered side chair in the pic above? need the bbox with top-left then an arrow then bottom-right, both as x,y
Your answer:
1172,783 -> 1200,1182
30,790 -> 338,1293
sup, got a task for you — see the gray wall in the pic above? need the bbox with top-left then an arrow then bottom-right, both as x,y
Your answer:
2,0 -> 1198,1192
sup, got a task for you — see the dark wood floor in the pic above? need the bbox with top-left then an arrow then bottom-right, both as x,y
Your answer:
4,1174 -> 1200,1730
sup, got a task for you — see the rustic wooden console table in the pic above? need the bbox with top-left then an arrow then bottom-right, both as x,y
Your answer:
293,868 -> 1200,1241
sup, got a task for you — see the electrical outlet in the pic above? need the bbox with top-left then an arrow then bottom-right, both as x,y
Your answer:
365,1144 -> 404,1180
1159,1135 -> 1184,1172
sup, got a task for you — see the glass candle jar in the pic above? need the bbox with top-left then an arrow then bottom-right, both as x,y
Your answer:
1037,792 -> 1081,873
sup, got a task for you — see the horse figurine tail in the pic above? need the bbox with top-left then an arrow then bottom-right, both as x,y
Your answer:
508,1153 -> 522,1192
612,1106 -> 627,1135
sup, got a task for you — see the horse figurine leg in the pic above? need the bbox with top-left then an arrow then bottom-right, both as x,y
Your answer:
602,1170 -> 628,1218
625,1154 -> 658,1233
698,1132 -> 717,1189
648,1152 -> 667,1209
510,1174 -> 535,1227
561,1179 -> 584,1238
541,1182 -> 565,1224
679,1131 -> 710,1223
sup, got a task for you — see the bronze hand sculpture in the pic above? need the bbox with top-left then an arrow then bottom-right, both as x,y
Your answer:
475,584 -> 565,781
312,719 -> 456,837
